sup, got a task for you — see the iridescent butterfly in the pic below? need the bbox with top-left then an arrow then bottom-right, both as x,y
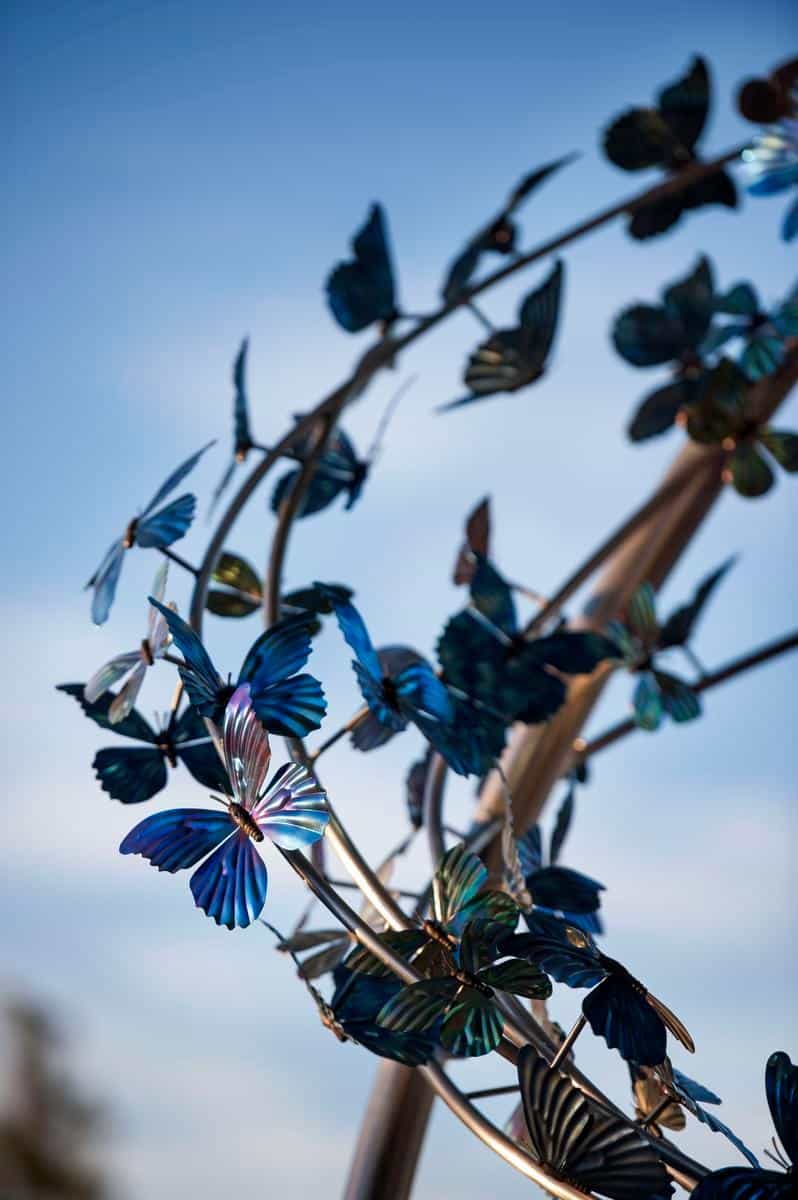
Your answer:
438,260 -> 563,411
325,204 -> 399,333
504,914 -> 694,1066
680,359 -> 798,498
148,600 -> 326,736
702,280 -> 798,381
738,59 -> 798,242
328,964 -> 439,1066
86,441 -> 214,625
84,562 -> 172,724
440,156 -> 576,303
612,257 -> 715,442
603,55 -> 737,239
515,1044 -> 674,1199
120,684 -> 329,928
270,426 -> 370,518
57,684 -> 229,804
630,1059 -> 759,1167
210,339 -> 266,512
516,787 -> 605,934
690,1051 -> 796,1199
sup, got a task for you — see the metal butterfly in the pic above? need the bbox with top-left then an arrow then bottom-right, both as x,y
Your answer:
120,683 -> 329,928
328,964 -> 439,1066
738,59 -> 798,242
86,440 -> 214,625
148,600 -> 327,736
516,1043 -> 674,1199
702,280 -> 798,381
84,562 -> 172,724
57,684 -> 229,804
325,204 -> 399,333
438,259 -> 563,411
209,339 -> 263,512
603,55 -> 737,239
516,788 -> 606,934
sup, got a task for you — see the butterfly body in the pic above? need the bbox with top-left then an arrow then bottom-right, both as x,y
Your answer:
228,802 -> 265,842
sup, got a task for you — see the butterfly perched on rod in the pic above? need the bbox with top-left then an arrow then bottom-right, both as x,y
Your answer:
438,259 -> 563,412
326,204 -> 399,333
57,684 -> 229,804
514,1044 -> 674,1199
440,155 -> 576,304
504,912 -> 694,1066
86,440 -> 214,626
120,684 -> 329,928
607,567 -> 735,731
83,561 -> 172,724
344,844 -> 549,1057
148,600 -> 327,736
689,1051 -> 796,1199
602,55 -> 737,239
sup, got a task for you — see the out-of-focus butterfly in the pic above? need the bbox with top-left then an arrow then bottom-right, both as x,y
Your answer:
681,358 -> 798,498
515,785 -> 606,934
84,562 -> 172,724
608,564 -> 734,729
86,441 -> 214,625
738,59 -> 798,242
702,280 -> 798,381
120,684 -> 328,928
504,913 -> 694,1066
328,964 -> 439,1066
438,260 -> 563,411
690,1051 -> 796,1199
405,747 -> 433,829
437,555 -> 618,727
440,156 -> 576,303
630,1059 -> 759,1167
515,1043 -> 674,1199
209,339 -> 268,512
603,56 -> 737,239
326,204 -> 399,333
148,600 -> 327,736
612,256 -> 715,442
57,684 -> 229,804
452,496 -> 491,585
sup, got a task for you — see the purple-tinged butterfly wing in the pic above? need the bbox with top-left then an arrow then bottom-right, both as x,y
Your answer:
136,494 -> 196,548
120,808 -> 232,870
108,662 -> 147,724
86,539 -> 125,626
95,746 -> 167,804
140,441 -> 215,518
222,684 -> 272,809
189,830 -> 268,928
251,761 -> 329,849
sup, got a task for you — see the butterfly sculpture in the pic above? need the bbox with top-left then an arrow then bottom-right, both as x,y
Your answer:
702,280 -> 798,381
612,256 -> 715,442
607,568 -> 735,730
344,844 -> 548,1058
515,787 -> 605,934
210,339 -> 263,511
738,59 -> 798,242
328,964 -> 439,1066
515,1044 -> 674,1199
57,684 -> 229,804
270,425 -> 370,518
120,684 -> 329,928
84,562 -> 172,724
630,1059 -> 759,1167
690,1051 -> 796,1199
683,359 -> 798,498
405,747 -> 434,830
438,260 -> 563,411
504,913 -> 694,1066
148,600 -> 327,736
440,155 -> 576,303
603,55 -> 737,239
86,441 -> 214,625
326,204 -> 399,333
437,555 -> 618,728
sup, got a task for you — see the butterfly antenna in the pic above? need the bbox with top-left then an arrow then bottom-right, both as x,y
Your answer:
365,374 -> 418,465
764,1138 -> 789,1169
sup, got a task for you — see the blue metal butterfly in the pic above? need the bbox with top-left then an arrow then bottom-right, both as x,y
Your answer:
504,913 -> 695,1066
271,426 -> 370,518
57,684 -> 229,804
120,684 -> 329,928
702,280 -> 798,380
690,1051 -> 796,1199
328,964 -> 439,1066
148,600 -> 326,736
326,204 -> 398,333
738,60 -> 798,242
210,339 -> 263,512
86,441 -> 214,625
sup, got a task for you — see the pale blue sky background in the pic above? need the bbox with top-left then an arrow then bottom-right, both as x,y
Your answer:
2,2 -> 796,1197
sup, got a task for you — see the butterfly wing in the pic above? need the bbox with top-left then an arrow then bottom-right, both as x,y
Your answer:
140,441 -> 215,517
94,746 -> 167,804
57,683 -> 158,742
469,555 -> 517,636
689,1168 -> 791,1200
189,830 -> 268,928
84,651 -> 141,705
433,842 -> 487,926
149,599 -> 222,717
583,975 -> 667,1065
250,761 -> 329,850
221,683 -> 271,808
120,808 -> 232,871
173,707 -> 230,793
395,662 -> 452,724
108,662 -> 148,725
250,675 -> 327,737
766,1051 -> 798,1167
326,204 -> 397,332
233,338 -> 252,456
86,539 -> 125,626
238,615 -> 314,687
439,988 -> 504,1057
653,670 -> 701,723
659,557 -> 736,649
505,918 -> 607,988
517,258 -> 563,368
135,494 -> 197,548
527,865 -> 605,917
377,977 -> 459,1035
657,55 -> 710,156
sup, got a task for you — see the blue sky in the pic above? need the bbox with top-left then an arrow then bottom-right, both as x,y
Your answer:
2,1 -> 796,1197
